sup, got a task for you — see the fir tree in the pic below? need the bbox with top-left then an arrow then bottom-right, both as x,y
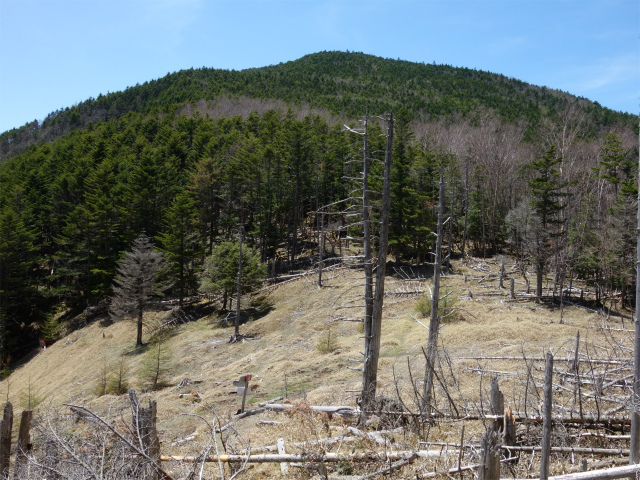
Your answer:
109,234 -> 170,346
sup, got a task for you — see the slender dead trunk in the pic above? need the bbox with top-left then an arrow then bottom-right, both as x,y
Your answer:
234,227 -> 244,340
447,177 -> 455,272
318,212 -> 325,288
137,308 -> 143,346
541,353 -> 554,480
423,175 -> 445,412
360,113 -> 393,423
362,113 -> 374,358
462,157 -> 469,259
630,121 -> 640,466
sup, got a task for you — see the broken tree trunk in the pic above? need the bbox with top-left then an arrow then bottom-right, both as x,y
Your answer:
479,377 -> 504,480
130,390 -> 160,480
13,409 -> 32,480
0,402 -> 12,478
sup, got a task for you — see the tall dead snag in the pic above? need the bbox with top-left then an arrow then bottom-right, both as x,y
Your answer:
422,175 -> 445,412
360,113 -> 393,423
461,157 -> 469,258
233,227 -> 244,342
0,402 -> 12,478
13,409 -> 32,480
362,112 -> 374,353
541,353 -> 554,480
631,125 -> 640,468
318,210 -> 325,287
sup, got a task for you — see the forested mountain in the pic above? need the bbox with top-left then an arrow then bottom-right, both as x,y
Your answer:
0,51 -> 637,365
1,51 -> 635,160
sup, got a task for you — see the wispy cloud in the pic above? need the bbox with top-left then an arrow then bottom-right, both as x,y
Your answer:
572,54 -> 638,92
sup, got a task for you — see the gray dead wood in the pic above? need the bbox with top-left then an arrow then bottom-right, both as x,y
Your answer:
541,352 -> 554,480
130,390 -> 161,480
502,446 -> 630,455
480,377 -> 504,480
0,402 -> 12,478
13,409 -> 32,480
632,145 -> 640,468
65,401 -> 173,480
544,463 -> 640,480
360,113 -> 393,423
160,449 -> 451,463
423,175 -> 445,412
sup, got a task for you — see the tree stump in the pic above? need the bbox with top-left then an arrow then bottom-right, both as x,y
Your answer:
0,402 -> 13,478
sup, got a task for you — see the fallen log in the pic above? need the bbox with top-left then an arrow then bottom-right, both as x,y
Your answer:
263,403 -> 359,417
250,428 -> 403,454
501,446 -> 630,456
418,455 -> 519,478
160,450 -> 454,463
545,463 -> 640,480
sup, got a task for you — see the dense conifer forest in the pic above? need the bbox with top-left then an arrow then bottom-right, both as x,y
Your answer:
0,51 -> 637,364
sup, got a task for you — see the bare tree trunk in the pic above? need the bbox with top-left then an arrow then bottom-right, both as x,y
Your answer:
360,113 -> 393,423
447,177 -> 455,272
0,402 -> 12,478
318,212 -> 325,288
362,113 -> 374,358
130,391 -> 160,480
13,409 -> 31,480
631,125 -> 640,467
234,227 -> 244,341
481,185 -> 486,258
137,309 -> 143,346
462,158 -> 469,259
541,353 -> 554,480
422,175 -> 445,412
479,377 -> 504,480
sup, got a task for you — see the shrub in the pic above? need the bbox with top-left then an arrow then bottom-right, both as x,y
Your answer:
106,355 -> 130,395
415,286 -> 460,321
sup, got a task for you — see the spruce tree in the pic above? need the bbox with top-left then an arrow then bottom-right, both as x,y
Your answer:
527,145 -> 572,300
158,192 -> 202,307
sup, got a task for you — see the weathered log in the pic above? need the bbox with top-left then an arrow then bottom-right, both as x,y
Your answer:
264,403 -> 359,417
419,455 -> 518,479
545,463 -> 640,480
160,450 -> 453,463
502,446 -> 630,456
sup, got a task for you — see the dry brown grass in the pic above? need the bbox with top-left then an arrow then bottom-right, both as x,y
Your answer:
1,256 -> 634,478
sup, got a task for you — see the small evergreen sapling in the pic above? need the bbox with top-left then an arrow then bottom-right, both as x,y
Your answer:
138,337 -> 173,390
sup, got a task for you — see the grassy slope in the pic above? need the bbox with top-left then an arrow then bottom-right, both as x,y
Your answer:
0,257 -> 632,476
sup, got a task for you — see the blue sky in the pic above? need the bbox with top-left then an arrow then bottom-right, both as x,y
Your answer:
0,0 -> 637,133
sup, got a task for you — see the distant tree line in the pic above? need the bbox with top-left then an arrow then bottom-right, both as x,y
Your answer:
0,99 -> 636,363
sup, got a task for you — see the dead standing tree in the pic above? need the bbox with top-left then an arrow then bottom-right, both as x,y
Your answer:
360,113 -> 393,423
422,175 -> 445,412
630,127 -> 640,467
343,111 -> 374,360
